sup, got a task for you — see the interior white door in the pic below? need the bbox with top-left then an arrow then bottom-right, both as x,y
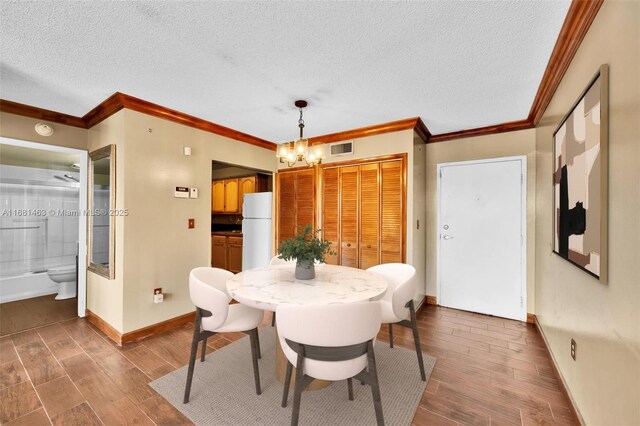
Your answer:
438,157 -> 525,321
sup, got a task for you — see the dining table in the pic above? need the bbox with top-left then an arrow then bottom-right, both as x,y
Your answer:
226,263 -> 388,390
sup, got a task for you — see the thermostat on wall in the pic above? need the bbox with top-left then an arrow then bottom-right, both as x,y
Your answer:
175,186 -> 189,198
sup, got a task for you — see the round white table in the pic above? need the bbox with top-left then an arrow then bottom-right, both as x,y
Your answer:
226,263 -> 388,311
226,263 -> 388,390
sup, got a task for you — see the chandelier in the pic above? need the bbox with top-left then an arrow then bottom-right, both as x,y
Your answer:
276,100 -> 324,167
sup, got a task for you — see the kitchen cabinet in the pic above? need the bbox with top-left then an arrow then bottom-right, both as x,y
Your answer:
211,176 -> 259,213
276,168 -> 315,245
320,157 -> 404,269
211,234 -> 243,273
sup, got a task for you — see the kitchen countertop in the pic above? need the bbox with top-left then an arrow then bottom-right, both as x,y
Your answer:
211,231 -> 243,237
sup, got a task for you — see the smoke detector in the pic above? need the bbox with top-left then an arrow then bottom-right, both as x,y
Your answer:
35,123 -> 54,136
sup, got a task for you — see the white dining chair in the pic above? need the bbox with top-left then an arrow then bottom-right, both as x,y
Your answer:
367,263 -> 426,381
183,267 -> 264,403
277,302 -> 384,426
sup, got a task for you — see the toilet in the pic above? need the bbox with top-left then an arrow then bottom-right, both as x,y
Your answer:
47,265 -> 77,300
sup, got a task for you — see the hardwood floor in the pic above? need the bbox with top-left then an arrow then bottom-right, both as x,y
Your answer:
0,295 -> 77,336
0,305 -> 577,425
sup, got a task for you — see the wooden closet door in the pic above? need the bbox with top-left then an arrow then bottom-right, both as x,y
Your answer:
322,168 -> 340,264
359,163 -> 380,269
380,160 -> 403,263
294,169 -> 315,235
277,173 -> 296,244
340,166 -> 359,267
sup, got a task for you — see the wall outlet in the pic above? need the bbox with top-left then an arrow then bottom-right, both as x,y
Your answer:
153,288 -> 163,304
570,338 -> 576,360
188,218 -> 195,229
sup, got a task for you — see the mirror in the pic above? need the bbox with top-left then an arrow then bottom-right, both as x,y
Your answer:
88,145 -> 115,279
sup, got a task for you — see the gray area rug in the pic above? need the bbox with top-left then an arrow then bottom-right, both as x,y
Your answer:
150,327 -> 435,426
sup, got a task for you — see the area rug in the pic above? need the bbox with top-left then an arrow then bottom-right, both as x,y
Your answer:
150,327 -> 435,426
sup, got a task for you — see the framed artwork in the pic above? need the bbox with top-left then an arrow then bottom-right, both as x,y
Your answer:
553,64 -> 608,283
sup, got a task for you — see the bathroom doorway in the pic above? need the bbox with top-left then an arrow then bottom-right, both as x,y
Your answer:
0,137 -> 88,336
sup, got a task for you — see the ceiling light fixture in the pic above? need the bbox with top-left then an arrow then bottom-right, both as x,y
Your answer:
276,100 -> 324,167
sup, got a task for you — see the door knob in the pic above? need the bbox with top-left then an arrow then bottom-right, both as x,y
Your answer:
442,235 -> 454,240
367,245 -> 371,249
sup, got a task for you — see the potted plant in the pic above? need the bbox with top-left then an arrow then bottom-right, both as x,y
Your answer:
277,225 -> 335,280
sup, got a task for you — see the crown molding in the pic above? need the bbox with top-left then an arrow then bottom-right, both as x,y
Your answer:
528,0 -> 604,125
429,119 -> 534,143
306,117 -> 431,146
0,99 -> 86,128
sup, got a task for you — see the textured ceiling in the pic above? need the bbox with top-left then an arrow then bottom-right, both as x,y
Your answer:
0,1 -> 570,142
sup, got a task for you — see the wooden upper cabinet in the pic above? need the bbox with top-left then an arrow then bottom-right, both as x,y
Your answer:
295,169 -> 315,235
238,176 -> 256,213
380,160 -> 403,263
224,179 -> 239,213
340,166 -> 359,268
212,181 -> 225,212
277,172 -> 297,244
321,168 -> 340,265
359,163 -> 380,270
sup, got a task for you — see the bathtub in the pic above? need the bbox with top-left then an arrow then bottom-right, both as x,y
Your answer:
0,272 -> 58,303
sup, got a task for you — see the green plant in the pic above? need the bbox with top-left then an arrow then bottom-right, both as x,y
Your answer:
277,225 -> 335,264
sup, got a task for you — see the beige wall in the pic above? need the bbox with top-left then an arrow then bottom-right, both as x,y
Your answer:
278,130 -> 427,301
0,111 -> 88,150
87,111 -> 126,331
534,2 -> 640,424
120,110 -> 277,333
424,129 -> 537,312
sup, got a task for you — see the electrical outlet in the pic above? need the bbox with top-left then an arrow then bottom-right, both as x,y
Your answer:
188,218 -> 195,229
570,338 -> 576,360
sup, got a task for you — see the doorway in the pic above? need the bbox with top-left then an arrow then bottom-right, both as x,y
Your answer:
0,137 -> 88,336
437,156 -> 526,321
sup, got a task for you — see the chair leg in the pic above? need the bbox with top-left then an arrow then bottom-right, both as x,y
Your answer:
271,311 -> 276,327
282,361 -> 293,407
183,312 -> 202,404
347,378 -> 354,401
409,300 -> 427,381
255,330 -> 262,359
248,328 -> 262,395
366,341 -> 385,426
388,323 -> 394,348
200,337 -> 207,362
290,345 -> 306,426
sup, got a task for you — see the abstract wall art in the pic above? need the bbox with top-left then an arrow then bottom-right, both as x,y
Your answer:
553,64 -> 608,283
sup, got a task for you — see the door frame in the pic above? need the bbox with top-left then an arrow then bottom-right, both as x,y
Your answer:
436,155 -> 527,321
0,136 -> 88,318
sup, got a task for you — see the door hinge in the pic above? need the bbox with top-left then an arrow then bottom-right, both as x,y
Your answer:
520,296 -> 524,307
439,168 -> 443,178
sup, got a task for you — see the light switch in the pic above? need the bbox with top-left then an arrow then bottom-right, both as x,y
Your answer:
188,218 -> 195,229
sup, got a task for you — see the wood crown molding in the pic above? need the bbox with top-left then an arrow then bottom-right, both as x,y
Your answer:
307,117 -> 431,146
430,119 -> 534,143
528,0 -> 604,126
0,98 -> 86,128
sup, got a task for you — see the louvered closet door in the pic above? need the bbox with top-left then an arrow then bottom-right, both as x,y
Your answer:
380,160 -> 403,263
359,163 -> 380,269
322,168 -> 340,265
340,166 -> 359,267
277,173 -> 296,244
294,169 -> 315,234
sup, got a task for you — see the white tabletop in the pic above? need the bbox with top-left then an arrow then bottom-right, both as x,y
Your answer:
226,264 -> 388,311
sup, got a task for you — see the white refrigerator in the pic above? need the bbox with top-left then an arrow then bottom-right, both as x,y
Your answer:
242,192 -> 273,270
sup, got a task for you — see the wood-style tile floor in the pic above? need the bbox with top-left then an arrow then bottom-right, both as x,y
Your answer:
0,295 -> 77,336
0,305 -> 577,425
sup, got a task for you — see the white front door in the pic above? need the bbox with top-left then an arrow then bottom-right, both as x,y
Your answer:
437,157 -> 526,321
